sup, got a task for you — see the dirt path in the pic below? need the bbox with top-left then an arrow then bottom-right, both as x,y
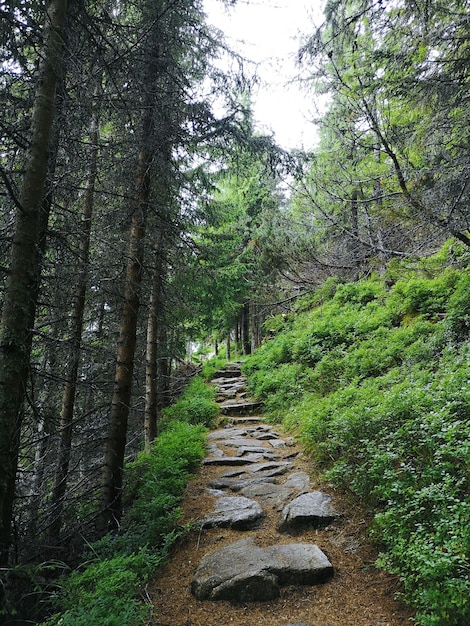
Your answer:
148,365 -> 414,626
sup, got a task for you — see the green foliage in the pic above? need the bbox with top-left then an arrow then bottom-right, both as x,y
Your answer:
41,422 -> 206,626
122,421 -> 206,547
41,551 -> 156,626
244,266 -> 470,625
160,375 -> 219,429
201,354 -> 230,380
388,270 -> 459,320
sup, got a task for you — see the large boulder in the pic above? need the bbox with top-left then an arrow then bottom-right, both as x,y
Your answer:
191,538 -> 333,602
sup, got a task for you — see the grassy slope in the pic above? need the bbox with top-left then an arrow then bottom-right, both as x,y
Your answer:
243,245 -> 470,626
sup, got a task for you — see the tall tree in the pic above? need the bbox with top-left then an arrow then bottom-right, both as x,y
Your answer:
296,0 -> 470,274
0,0 -> 69,602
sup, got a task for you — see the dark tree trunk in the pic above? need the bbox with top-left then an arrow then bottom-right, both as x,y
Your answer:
242,301 -> 251,356
100,143 -> 149,531
0,0 -> 68,595
144,233 -> 165,450
49,103 -> 99,544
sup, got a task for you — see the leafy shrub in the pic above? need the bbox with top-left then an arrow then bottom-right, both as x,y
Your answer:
42,551 -> 158,626
201,354 -> 229,380
333,276 -> 386,306
388,271 -> 458,320
445,270 -> 470,339
160,375 -> 219,429
242,262 -> 470,625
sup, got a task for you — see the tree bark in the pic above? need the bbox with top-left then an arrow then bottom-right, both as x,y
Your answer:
49,102 -> 99,544
0,0 -> 68,588
144,233 -> 165,451
99,139 -> 149,530
242,301 -> 251,355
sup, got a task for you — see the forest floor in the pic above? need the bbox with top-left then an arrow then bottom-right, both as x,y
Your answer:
148,368 -> 415,626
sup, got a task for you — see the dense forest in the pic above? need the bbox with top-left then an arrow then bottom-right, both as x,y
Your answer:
0,0 -> 469,624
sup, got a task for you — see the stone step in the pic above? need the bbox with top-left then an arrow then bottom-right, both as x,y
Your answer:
191,537 -> 333,602
220,400 -> 263,415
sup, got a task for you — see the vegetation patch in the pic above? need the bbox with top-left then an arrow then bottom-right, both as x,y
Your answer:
243,266 -> 470,626
40,419 -> 206,625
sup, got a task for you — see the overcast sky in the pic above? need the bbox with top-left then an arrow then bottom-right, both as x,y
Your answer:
203,0 -> 326,150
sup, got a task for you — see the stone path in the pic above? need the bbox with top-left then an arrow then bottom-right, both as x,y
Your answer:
192,363 -> 338,605
149,363 -> 414,626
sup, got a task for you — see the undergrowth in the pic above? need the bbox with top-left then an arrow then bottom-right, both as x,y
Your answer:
243,245 -> 470,626
40,380 -> 209,626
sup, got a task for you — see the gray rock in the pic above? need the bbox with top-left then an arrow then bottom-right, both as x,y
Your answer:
240,482 -> 296,509
206,443 -> 224,458
191,538 -> 333,602
205,488 -> 227,496
234,416 -> 263,424
230,476 -> 278,492
283,471 -> 311,492
245,461 -> 292,475
278,491 -> 339,532
269,439 -> 287,449
203,453 -> 264,466
202,496 -> 264,530
256,432 -> 280,440
207,428 -> 248,440
220,400 -> 263,416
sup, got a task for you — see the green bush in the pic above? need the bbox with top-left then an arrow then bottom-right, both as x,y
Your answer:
242,261 -> 470,625
160,375 -> 219,429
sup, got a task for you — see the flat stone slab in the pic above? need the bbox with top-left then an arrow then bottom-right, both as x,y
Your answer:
208,476 -> 278,491
207,428 -> 249,441
191,538 -> 333,602
256,432 -> 280,440
269,439 -> 286,449
203,454 -> 265,466
220,401 -> 263,416
278,491 -> 339,532
240,482 -> 297,509
245,461 -> 292,475
203,496 -> 264,530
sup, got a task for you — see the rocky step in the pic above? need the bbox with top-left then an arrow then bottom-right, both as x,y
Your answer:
212,368 -> 243,379
191,537 -> 334,602
220,400 -> 263,415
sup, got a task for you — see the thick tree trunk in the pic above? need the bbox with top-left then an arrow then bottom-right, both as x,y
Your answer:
0,0 -> 67,591
49,106 -> 99,544
100,142 -> 149,531
226,334 -> 231,360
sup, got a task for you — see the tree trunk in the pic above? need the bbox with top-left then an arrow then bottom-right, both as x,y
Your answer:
242,301 -> 251,355
226,334 -> 231,360
144,234 -> 165,451
0,0 -> 68,588
100,137 -> 150,530
49,103 -> 99,544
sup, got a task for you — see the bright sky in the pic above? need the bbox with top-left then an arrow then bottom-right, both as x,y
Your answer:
203,0 -> 326,150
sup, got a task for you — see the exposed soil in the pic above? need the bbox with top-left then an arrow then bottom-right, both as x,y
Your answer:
147,374 -> 415,626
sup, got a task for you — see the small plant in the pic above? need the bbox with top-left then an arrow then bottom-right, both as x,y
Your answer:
160,375 -> 219,429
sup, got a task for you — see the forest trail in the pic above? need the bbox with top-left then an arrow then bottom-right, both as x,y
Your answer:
148,364 -> 414,626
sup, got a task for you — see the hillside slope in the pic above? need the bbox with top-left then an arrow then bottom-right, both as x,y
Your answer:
243,245 -> 470,626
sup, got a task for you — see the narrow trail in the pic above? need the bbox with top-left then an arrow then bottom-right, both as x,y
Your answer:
148,363 -> 414,626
